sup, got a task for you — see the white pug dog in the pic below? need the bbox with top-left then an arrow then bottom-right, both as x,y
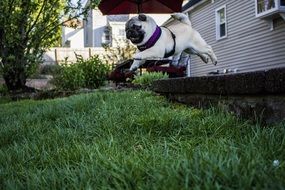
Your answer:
125,13 -> 217,71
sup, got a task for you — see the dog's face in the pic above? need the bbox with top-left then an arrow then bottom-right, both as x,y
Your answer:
125,14 -> 156,45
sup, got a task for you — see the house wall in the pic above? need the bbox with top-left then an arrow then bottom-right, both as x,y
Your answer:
62,27 -> 84,48
84,9 -> 94,47
109,22 -> 127,47
92,9 -> 108,47
188,0 -> 285,76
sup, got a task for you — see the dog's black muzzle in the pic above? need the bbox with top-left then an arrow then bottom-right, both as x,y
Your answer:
126,29 -> 136,39
126,29 -> 145,44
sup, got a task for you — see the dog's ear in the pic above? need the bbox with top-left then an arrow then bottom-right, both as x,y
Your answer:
138,14 -> 147,21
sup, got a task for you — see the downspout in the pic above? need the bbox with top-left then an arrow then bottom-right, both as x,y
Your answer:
187,56 -> 191,77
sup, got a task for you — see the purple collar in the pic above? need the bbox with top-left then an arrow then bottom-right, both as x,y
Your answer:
137,26 -> 161,51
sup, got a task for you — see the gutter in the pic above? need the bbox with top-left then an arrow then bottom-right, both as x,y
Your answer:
183,0 -> 209,13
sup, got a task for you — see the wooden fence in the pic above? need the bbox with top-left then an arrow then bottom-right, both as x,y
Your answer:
43,47 -> 106,65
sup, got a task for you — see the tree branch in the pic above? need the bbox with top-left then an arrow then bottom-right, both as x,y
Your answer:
26,1 -> 47,36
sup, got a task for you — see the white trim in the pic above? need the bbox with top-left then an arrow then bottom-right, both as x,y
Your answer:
215,5 -> 227,41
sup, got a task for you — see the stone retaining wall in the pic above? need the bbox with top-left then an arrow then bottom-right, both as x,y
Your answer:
151,68 -> 285,125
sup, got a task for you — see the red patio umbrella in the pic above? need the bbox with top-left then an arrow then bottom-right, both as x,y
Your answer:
98,0 -> 184,15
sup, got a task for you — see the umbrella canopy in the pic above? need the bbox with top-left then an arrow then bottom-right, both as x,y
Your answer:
98,0 -> 184,15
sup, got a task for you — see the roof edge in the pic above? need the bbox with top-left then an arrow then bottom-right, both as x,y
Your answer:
182,0 -> 208,12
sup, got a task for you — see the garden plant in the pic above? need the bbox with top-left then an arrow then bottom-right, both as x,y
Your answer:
53,55 -> 110,90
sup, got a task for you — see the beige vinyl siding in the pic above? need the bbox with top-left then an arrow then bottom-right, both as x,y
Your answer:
188,0 -> 285,76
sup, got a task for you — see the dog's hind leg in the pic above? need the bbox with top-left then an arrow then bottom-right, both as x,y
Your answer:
185,48 -> 209,64
205,46 -> 218,65
188,45 -> 217,65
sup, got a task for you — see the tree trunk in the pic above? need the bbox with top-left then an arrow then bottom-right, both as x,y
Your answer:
3,72 -> 26,92
2,58 -> 30,92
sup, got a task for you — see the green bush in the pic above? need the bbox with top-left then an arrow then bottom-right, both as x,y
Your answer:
53,63 -> 85,90
53,55 -> 110,90
132,72 -> 168,87
77,55 -> 110,89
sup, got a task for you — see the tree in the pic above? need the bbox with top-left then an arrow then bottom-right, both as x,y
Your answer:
0,0 -> 99,92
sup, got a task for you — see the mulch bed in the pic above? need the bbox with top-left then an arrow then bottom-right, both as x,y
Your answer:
0,81 -> 141,102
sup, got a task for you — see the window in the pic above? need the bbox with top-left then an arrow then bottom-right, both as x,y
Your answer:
255,0 -> 285,17
102,27 -> 111,45
64,40 -> 71,47
257,0 -> 276,15
215,5 -> 227,40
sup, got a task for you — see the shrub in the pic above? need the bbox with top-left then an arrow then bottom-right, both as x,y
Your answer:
53,63 -> 85,90
77,55 -> 110,89
132,72 -> 168,87
102,39 -> 136,67
53,55 -> 110,90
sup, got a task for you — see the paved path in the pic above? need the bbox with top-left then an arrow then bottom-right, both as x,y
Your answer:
26,78 -> 54,90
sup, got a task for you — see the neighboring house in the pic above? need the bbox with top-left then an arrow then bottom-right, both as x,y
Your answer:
84,8 -> 109,47
62,19 -> 84,48
83,3 -> 170,48
104,14 -> 130,47
180,0 -> 285,76
83,8 -> 129,47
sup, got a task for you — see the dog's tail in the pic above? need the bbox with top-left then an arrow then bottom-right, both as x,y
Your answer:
171,13 -> 191,26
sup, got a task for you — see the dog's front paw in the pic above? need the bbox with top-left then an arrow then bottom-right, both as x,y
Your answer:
129,63 -> 139,71
133,54 -> 143,60
125,70 -> 136,79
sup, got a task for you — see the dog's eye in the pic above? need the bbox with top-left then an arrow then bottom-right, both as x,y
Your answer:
132,25 -> 141,30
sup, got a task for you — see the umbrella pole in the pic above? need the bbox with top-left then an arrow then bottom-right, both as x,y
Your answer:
137,0 -> 142,14
137,4 -> 140,13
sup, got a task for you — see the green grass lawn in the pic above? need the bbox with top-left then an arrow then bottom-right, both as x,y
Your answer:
0,90 -> 284,189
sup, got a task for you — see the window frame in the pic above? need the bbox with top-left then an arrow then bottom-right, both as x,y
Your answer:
215,5 -> 227,41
